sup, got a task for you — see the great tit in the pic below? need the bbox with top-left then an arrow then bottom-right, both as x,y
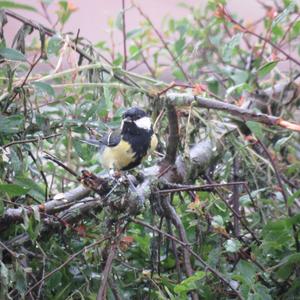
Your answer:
87,107 -> 157,171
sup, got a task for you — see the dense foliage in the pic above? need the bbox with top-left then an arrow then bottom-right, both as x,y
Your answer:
0,0 -> 300,299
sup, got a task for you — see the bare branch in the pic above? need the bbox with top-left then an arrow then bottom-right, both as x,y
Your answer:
165,93 -> 300,132
2,133 -> 61,149
97,243 -> 118,300
164,104 -> 179,164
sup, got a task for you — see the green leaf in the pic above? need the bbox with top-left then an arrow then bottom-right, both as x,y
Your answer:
15,177 -> 45,203
224,239 -> 241,253
0,47 -> 27,61
27,209 -> 41,241
31,82 -> 55,96
287,189 -> 300,207
47,35 -> 62,55
246,121 -> 263,139
0,183 -> 29,197
53,282 -> 72,300
253,283 -> 272,300
129,44 -> 140,60
172,69 -> 185,80
225,82 -> 250,97
174,37 -> 185,56
280,253 -> 300,266
0,115 -> 24,134
15,263 -> 27,296
73,139 -> 94,161
0,1 -> 37,11
274,134 -> 293,152
236,260 -> 257,284
47,270 -> 62,290
174,271 -> 205,295
222,33 -> 242,62
292,20 -> 300,35
56,0 -> 74,25
230,70 -> 249,85
126,28 -> 143,39
275,263 -> 293,281
272,24 -> 284,40
272,1 -> 296,27
257,61 -> 279,78
239,188 -> 266,206
212,215 -> 224,227
115,11 -> 123,31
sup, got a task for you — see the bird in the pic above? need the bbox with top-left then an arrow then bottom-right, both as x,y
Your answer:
86,107 -> 157,171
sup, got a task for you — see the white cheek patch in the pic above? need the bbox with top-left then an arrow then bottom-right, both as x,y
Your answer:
134,116 -> 152,130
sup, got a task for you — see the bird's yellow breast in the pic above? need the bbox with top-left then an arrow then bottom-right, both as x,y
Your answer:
101,133 -> 157,171
101,139 -> 135,170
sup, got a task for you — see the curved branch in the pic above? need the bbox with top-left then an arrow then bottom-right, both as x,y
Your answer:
165,93 -> 300,132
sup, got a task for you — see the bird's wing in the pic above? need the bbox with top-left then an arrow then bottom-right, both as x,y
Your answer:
99,129 -> 121,147
80,130 -> 121,148
80,138 -> 102,147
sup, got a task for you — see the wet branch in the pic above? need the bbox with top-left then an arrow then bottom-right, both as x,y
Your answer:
165,93 -> 300,132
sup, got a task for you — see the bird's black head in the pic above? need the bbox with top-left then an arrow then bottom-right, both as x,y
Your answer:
122,107 -> 147,121
121,107 -> 152,134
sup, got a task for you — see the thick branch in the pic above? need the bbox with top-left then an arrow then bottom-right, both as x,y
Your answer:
161,198 -> 195,277
0,185 -> 91,228
164,104 -> 179,164
165,93 -> 300,132
97,243 -> 117,300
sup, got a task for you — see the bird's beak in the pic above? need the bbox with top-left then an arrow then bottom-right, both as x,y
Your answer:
123,116 -> 133,123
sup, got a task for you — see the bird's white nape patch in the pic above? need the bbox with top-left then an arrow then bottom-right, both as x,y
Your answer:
134,116 -> 152,130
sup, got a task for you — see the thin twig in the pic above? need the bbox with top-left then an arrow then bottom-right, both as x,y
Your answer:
43,151 -> 78,178
256,139 -> 300,253
232,157 -> 240,237
3,9 -> 136,87
24,237 -> 109,296
132,218 -> 243,300
205,176 -> 260,244
122,0 -> 127,70
3,133 -> 61,149
222,5 -> 300,67
28,150 -> 49,202
161,197 -> 199,300
158,181 -> 247,194
166,219 -> 182,282
133,3 -> 192,83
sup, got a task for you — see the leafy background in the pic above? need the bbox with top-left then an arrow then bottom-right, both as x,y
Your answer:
0,0 -> 300,299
